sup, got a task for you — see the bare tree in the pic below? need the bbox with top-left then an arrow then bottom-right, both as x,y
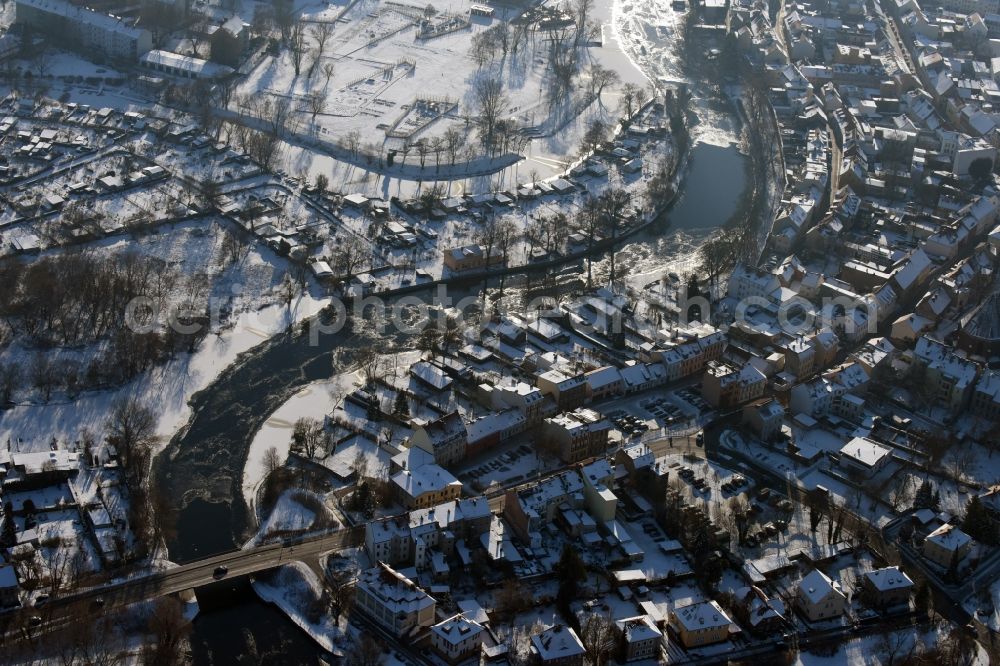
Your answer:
330,234 -> 369,277
291,418 -> 327,459
220,226 -> 251,265
599,188 -> 633,284
351,449 -> 369,480
580,613 -> 617,666
495,219 -> 517,298
347,631 -> 385,666
0,362 -> 20,404
473,77 -> 510,152
30,353 -> 57,403
587,63 -> 619,101
443,127 -> 463,165
289,20 -> 307,76
322,62 -> 336,90
620,82 -> 640,120
106,395 -> 157,486
309,23 -> 334,77
308,91 -> 325,120
262,446 -> 283,475
141,598 -> 190,666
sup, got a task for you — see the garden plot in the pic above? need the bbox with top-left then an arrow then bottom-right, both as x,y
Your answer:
0,118 -> 112,186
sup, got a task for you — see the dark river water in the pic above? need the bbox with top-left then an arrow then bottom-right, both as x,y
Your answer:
669,142 -> 747,231
157,141 -> 749,666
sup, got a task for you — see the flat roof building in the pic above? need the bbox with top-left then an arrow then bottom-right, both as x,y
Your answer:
16,0 -> 152,60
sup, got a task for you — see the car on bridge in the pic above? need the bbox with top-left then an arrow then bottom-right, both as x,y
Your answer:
213,566 -> 228,579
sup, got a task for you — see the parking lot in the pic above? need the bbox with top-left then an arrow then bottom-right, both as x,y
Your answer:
457,442 -> 547,491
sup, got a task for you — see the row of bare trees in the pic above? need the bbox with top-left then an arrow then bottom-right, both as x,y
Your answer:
0,251 -> 211,398
0,251 -> 180,347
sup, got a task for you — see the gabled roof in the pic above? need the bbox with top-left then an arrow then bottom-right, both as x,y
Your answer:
798,568 -> 845,606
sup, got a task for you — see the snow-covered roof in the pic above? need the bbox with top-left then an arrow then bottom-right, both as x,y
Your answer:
925,523 -> 972,552
616,615 -> 662,643
518,470 -> 583,515
356,563 -> 435,616
410,361 -> 452,391
581,459 -> 613,485
913,337 -> 978,388
391,446 -> 436,471
391,463 -> 460,498
456,599 -> 489,625
672,600 -> 733,632
11,450 -> 78,474
416,411 -> 466,446
431,613 -> 485,646
839,437 -> 892,469
585,365 -> 623,390
531,625 -> 585,661
141,50 -> 234,78
798,569 -> 844,606
864,566 -> 914,592
466,410 -> 526,443
18,0 -> 147,37
892,248 -> 931,291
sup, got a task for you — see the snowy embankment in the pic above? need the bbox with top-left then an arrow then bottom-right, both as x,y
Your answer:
242,372 -> 360,517
252,561 -> 347,656
0,291 -> 328,460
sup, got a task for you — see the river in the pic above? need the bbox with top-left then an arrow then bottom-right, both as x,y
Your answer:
155,0 -> 748,661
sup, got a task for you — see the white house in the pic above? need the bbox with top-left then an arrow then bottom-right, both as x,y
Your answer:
797,569 -> 848,622
431,613 -> 485,662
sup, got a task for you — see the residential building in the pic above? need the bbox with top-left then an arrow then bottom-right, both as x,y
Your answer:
701,362 -> 766,408
732,586 -> 787,635
530,625 -> 586,666
503,471 -> 584,543
354,564 -> 436,637
536,370 -> 587,410
742,399 -> 785,441
783,337 -> 817,378
365,517 -> 411,565
797,569 -> 848,622
487,381 -> 554,422
542,408 -> 612,463
923,523 -> 973,568
584,365 -> 624,401
391,461 -> 463,509
669,600 -> 735,648
727,264 -> 781,301
861,567 -> 914,608
789,362 -> 869,418
580,459 -> 617,523
365,497 -> 492,567
430,614 -> 485,663
838,437 -> 892,478
16,0 -> 152,60
140,50 -> 234,80
615,615 -> 662,661
466,410 -> 528,457
410,412 -> 468,466
971,370 -> 1000,420
912,337 -> 979,414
